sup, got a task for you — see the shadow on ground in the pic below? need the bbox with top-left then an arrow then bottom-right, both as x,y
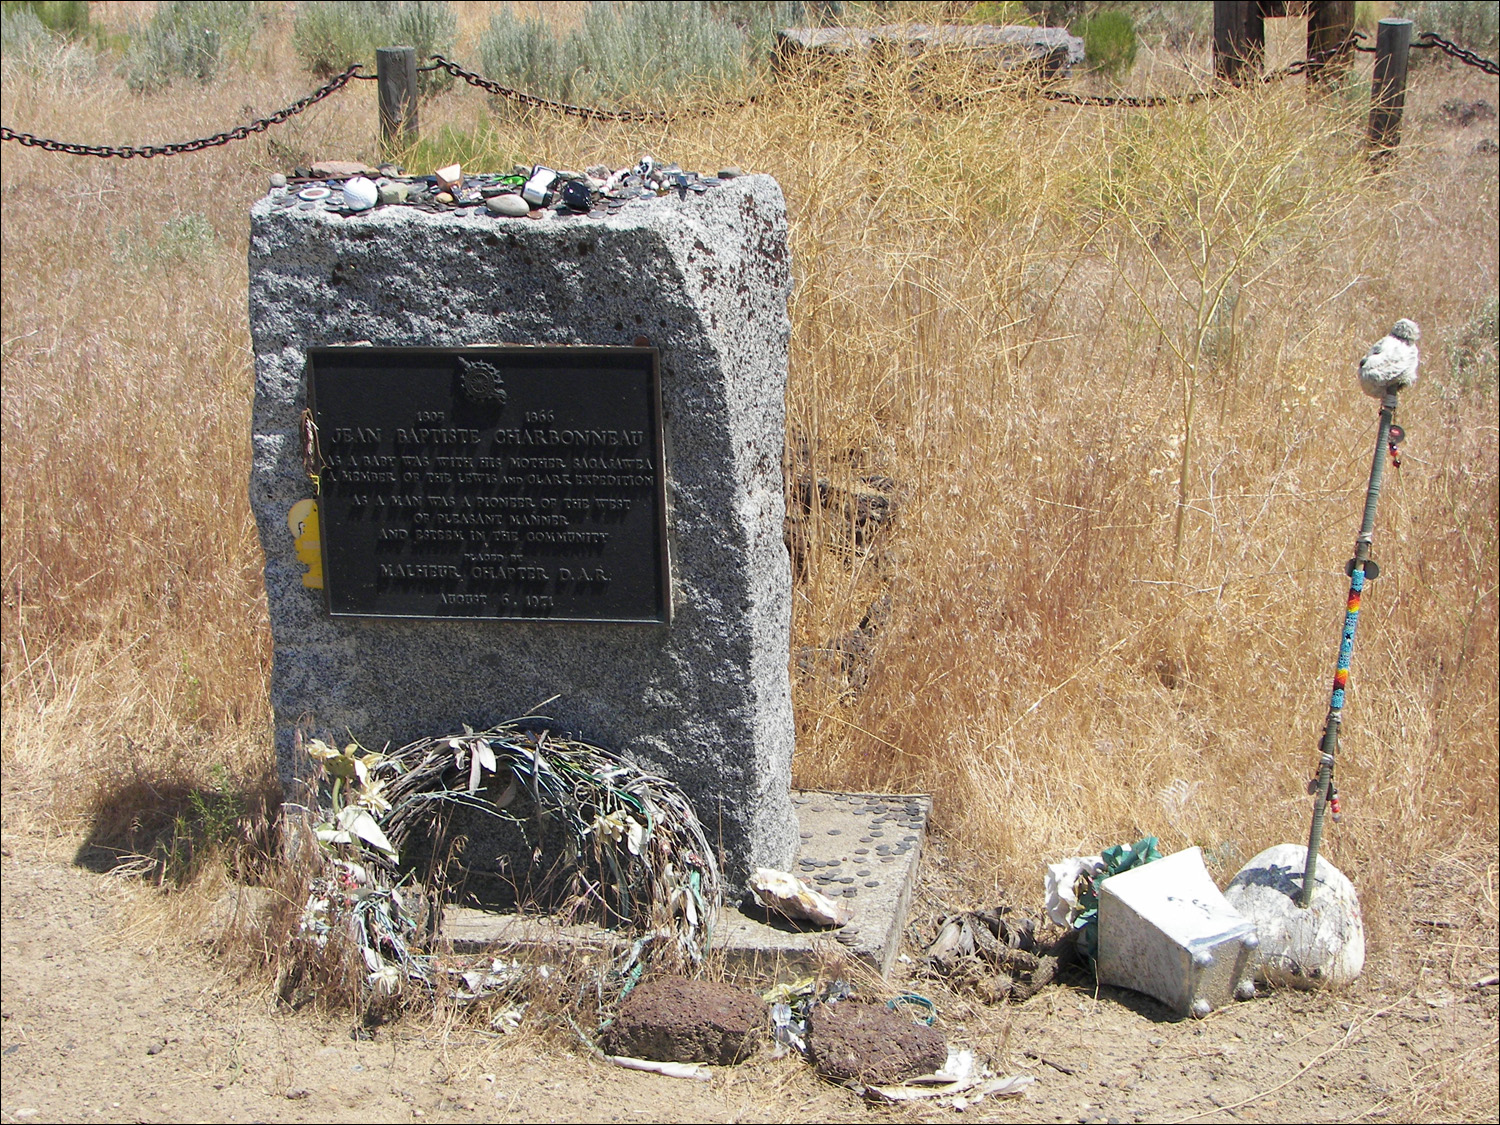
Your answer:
72,770 -> 281,883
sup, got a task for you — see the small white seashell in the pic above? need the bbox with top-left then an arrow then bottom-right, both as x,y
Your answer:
750,867 -> 849,927
342,176 -> 379,211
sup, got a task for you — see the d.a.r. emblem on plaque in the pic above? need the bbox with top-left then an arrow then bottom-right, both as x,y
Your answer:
456,356 -> 507,405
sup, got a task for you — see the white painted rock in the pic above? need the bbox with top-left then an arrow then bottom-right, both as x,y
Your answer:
1224,844 -> 1364,989
342,176 -> 378,211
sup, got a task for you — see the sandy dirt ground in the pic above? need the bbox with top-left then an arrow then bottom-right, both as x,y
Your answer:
3,829 -> 1495,1125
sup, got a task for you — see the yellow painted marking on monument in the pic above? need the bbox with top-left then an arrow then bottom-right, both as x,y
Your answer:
288,499 -> 323,589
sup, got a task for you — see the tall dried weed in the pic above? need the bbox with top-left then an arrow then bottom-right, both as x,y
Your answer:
0,9 -> 1494,1018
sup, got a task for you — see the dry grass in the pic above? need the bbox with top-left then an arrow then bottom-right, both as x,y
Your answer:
2,0 -> 1495,1060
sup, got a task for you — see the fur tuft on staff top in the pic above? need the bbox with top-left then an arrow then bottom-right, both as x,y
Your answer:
1358,318 -> 1420,398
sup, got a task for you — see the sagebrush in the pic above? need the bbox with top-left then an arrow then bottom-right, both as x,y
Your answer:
122,0 -> 263,93
478,0 -> 752,109
291,0 -> 455,92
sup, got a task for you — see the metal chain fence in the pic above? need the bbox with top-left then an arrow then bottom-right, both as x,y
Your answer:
1040,56 -> 1317,108
1038,36 -> 1362,109
0,65 -> 362,158
1346,27 -> 1500,74
1411,31 -> 1500,75
425,55 -> 667,124
3,29 -> 1496,157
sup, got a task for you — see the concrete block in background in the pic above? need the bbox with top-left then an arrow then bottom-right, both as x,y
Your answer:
1097,846 -> 1260,1019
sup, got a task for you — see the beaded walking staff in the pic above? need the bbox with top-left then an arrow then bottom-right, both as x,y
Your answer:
1299,388 -> 1402,907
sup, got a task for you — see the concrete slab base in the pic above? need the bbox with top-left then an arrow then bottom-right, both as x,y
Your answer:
442,789 -> 929,980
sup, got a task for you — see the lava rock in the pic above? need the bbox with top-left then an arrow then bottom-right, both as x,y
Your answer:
601,977 -> 765,1065
807,1001 -> 947,1084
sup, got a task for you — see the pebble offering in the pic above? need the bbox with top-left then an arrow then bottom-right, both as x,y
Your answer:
342,176 -> 379,212
267,155 -> 751,222
487,193 -> 530,217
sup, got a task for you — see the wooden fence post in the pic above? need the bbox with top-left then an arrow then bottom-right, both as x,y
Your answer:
377,46 -> 418,151
1213,1 -> 1266,85
1306,0 -> 1356,84
1368,18 -> 1413,158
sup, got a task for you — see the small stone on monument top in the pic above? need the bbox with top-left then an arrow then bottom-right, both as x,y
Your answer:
486,193 -> 528,217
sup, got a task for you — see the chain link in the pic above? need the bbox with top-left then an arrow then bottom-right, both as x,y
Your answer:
0,65 -> 362,158
426,56 -> 666,123
1038,52 -> 1322,109
1037,23 -> 1478,112
1413,32 -> 1500,75
1350,27 -> 1500,72
350,60 -> 444,80
1041,88 -> 1205,108
4,29 -> 1494,153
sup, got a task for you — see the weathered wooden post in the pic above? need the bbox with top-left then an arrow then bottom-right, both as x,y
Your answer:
1368,18 -> 1413,158
1213,0 -> 1266,85
1306,0 -> 1356,83
376,45 -> 418,151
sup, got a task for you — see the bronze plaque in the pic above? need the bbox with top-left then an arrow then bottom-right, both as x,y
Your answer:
306,346 -> 670,623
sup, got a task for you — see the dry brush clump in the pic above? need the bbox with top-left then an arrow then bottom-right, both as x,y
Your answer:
701,53 -> 1496,918
1,9 -> 1495,1008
